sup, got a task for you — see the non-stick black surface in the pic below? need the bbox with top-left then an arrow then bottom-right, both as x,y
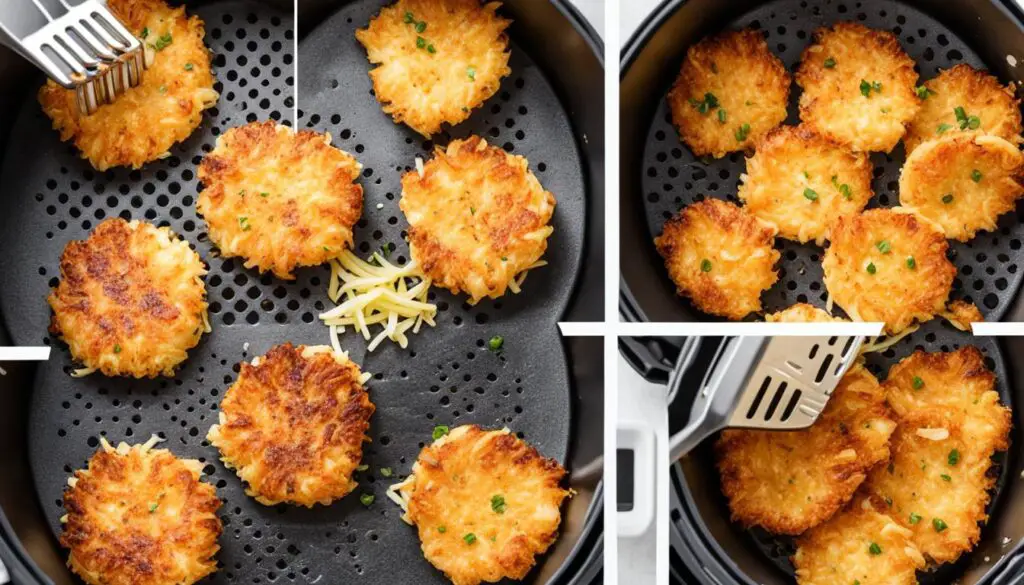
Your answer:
0,1 -> 581,583
640,0 -> 1024,321
670,329 -> 1020,583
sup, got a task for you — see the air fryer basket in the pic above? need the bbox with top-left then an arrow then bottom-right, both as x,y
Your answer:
620,0 -> 1024,324
651,331 -> 1024,585
0,0 -> 605,583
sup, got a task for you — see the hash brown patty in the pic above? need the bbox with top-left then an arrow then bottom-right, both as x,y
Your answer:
899,133 -> 1024,241
903,64 -> 1022,154
61,437 -> 221,585
38,0 -> 218,171
793,498 -> 925,585
866,347 -> 1011,564
207,344 -> 374,507
822,208 -> 955,334
197,121 -> 364,279
48,218 -> 209,378
738,125 -> 873,244
796,22 -> 919,153
765,303 -> 845,323
356,0 -> 511,137
655,198 -> 780,320
400,135 -> 555,303
717,365 -> 896,535
667,29 -> 790,158
397,425 -> 569,585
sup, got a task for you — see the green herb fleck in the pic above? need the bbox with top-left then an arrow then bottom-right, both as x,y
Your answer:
184,63 -> 194,71
488,336 -> 504,352
153,33 -> 173,51
415,21 -> 427,33
948,449 -> 960,466
909,512 -> 922,524
690,92 -> 720,115
718,108 -> 727,124
876,240 -> 892,254
467,66 -> 476,81
404,11 -> 415,23
824,56 -> 836,68
912,376 -> 924,390
735,123 -> 751,142
940,474 -> 952,482
427,44 -> 436,54
490,494 -> 506,514
933,518 -> 948,532
915,86 -> 936,99
700,258 -> 713,273
416,36 -> 426,49
971,169 -> 983,183
141,27 -> 150,39
148,502 -> 158,513
906,256 -> 916,270
359,493 -> 374,506
868,542 -> 882,555
942,193 -> 954,204
803,188 -> 819,202
356,464 -> 369,471
238,217 -> 251,231
860,79 -> 877,97
437,526 -> 446,533
463,533 -> 477,545
432,425 -> 450,440
259,192 -> 269,197
113,344 -> 122,354
380,467 -> 393,477
866,262 -> 877,275
937,123 -> 953,134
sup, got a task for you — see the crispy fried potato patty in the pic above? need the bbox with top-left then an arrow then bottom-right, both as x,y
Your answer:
38,0 -> 218,171
793,498 -> 925,585
904,64 -> 1022,154
899,133 -> 1024,241
61,437 -> 221,585
717,365 -> 895,535
208,344 -> 374,507
738,125 -> 873,244
866,347 -> 1011,565
765,303 -> 845,322
398,425 -> 569,585
822,209 -> 955,334
197,121 -> 363,279
796,22 -> 919,152
667,29 -> 790,158
400,136 -> 555,302
655,199 -> 779,320
356,0 -> 511,137
48,219 -> 208,378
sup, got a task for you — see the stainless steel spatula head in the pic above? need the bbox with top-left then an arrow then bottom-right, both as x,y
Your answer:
0,0 -> 146,114
669,335 -> 864,460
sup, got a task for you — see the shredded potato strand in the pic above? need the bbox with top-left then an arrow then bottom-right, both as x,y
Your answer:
321,250 -> 437,351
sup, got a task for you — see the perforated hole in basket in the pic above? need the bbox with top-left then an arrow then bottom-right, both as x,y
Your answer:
640,0 -> 1024,321
0,1 -> 581,583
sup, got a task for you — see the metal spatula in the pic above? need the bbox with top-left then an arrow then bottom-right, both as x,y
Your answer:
0,0 -> 146,115
668,335 -> 864,460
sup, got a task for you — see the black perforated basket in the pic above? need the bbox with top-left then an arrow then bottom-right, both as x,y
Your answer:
0,0 -> 605,583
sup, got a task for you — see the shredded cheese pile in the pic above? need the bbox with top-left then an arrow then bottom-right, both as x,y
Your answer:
320,249 -> 438,352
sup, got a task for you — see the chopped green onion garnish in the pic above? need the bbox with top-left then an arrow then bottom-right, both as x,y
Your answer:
148,502 -> 159,513
948,449 -> 960,466
488,336 -> 504,351
432,425 -> 450,440
404,11 -> 414,23
915,86 -> 936,99
824,56 -> 836,68
933,518 -> 948,532
718,109 -> 727,124
463,533 -> 477,545
906,256 -> 916,270
700,258 -> 713,273
876,240 -> 891,254
868,542 -> 882,555
114,344 -> 122,354
803,188 -> 819,201
912,376 -> 924,390
971,169 -> 983,183
734,123 -> 751,142
415,21 -> 426,33
360,493 -> 374,506
866,262 -> 877,275
937,123 -> 953,134
356,464 -> 369,471
467,66 -> 476,80
491,494 -> 506,514
153,33 -> 173,51
416,36 -> 426,49
141,27 -> 150,39
940,473 -> 952,482
380,467 -> 393,477
437,526 -> 446,533
909,512 -> 921,524
942,193 -> 954,204
238,217 -> 251,231
184,63 -> 194,71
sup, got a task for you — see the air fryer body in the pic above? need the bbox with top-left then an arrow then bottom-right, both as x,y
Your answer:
0,0 -> 604,583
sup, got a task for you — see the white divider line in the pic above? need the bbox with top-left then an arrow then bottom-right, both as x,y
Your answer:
972,323 -> 1024,336
616,322 -> 885,337
0,346 -> 51,360
558,322 -> 607,336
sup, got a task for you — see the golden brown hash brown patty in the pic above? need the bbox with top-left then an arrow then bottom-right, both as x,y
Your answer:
655,198 -> 779,320
822,208 -> 955,334
717,365 -> 896,535
38,0 -> 217,171
899,133 -> 1024,241
197,121 -> 364,279
400,135 -> 555,302
355,0 -> 511,137
866,347 -> 1011,565
667,29 -> 790,158
208,344 -> 374,507
398,425 -> 569,585
944,299 -> 984,331
903,64 -> 1022,154
61,438 -> 221,585
48,218 -> 208,378
765,303 -> 846,322
738,125 -> 873,244
796,22 -> 919,153
793,498 -> 925,585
